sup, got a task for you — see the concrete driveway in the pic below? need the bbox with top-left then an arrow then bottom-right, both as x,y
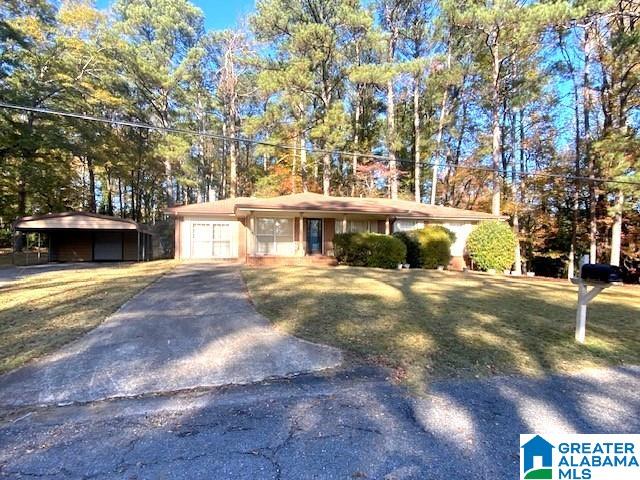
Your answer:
0,264 -> 341,408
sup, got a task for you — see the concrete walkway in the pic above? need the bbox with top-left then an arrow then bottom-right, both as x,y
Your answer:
0,264 -> 341,408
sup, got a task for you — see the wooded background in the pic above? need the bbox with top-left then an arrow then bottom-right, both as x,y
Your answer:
1,0 -> 638,277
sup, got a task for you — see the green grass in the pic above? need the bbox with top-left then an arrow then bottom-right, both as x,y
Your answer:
242,266 -> 640,386
0,260 -> 176,374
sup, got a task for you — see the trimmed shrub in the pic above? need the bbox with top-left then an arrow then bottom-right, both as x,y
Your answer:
334,232 -> 406,269
466,221 -> 516,271
393,231 -> 421,268
413,225 -> 454,269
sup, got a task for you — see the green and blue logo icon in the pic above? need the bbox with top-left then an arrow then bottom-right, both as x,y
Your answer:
521,435 -> 554,479
520,433 -> 640,480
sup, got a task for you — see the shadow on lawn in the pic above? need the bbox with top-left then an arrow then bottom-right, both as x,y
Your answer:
246,266 -> 640,383
0,272 -> 168,374
0,265 -> 638,479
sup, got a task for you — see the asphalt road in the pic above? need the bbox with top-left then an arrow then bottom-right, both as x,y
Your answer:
1,365 -> 638,479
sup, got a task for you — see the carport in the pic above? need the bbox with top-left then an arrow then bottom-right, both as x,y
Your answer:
13,212 -> 153,262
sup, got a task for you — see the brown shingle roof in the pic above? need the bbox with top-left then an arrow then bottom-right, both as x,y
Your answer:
165,197 -> 249,215
167,193 -> 502,221
14,212 -> 152,233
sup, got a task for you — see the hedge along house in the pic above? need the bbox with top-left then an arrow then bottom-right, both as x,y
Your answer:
13,212 -> 153,263
166,192 -> 502,269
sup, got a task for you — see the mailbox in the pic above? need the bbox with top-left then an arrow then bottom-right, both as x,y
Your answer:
580,263 -> 623,284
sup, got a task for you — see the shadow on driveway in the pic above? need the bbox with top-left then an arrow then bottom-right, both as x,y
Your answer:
0,264 -> 341,408
0,366 -> 637,479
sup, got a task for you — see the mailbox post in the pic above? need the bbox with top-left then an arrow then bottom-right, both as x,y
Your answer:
571,264 -> 623,344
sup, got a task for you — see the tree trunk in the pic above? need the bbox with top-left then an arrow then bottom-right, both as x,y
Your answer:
291,134 -> 297,194
511,109 -> 522,275
300,135 -> 308,192
433,37 -> 452,205
609,190 -> 624,266
17,177 -> 26,217
221,123 -> 227,198
583,26 -> 597,262
228,117 -> 238,198
519,109 -> 528,271
105,170 -> 114,216
352,86 -> 360,197
164,160 -> 174,207
432,90 -> 448,205
322,152 -> 331,196
567,45 -> 581,279
413,75 -> 421,202
87,156 -> 96,213
491,39 -> 502,216
118,178 -> 124,218
387,78 -> 398,199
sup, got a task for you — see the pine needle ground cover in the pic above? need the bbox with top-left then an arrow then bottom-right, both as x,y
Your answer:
243,266 -> 640,387
0,261 -> 176,374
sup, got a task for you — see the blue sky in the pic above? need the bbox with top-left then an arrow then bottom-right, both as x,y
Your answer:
95,0 -> 257,30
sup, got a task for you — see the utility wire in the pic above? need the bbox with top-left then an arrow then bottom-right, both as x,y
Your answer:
1,102 -> 639,187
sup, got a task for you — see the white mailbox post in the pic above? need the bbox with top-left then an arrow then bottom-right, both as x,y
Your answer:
570,277 -> 620,344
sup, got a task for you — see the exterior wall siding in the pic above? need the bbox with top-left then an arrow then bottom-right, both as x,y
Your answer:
123,231 -> 139,261
323,218 -> 335,256
51,231 -> 93,262
174,217 -> 182,259
237,219 -> 247,260
172,211 -> 476,270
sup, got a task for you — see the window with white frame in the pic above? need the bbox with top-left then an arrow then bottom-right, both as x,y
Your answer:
335,220 -> 375,234
255,218 -> 294,255
393,220 -> 425,232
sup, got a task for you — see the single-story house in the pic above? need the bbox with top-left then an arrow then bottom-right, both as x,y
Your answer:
13,212 -> 153,262
166,192 -> 502,269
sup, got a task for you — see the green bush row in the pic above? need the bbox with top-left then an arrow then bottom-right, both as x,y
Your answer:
333,232 -> 407,269
393,225 -> 455,269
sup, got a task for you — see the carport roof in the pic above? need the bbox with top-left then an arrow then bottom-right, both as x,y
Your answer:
14,212 -> 153,234
166,192 -> 504,221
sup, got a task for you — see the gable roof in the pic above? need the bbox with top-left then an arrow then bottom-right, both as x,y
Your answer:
165,197 -> 250,216
167,193 -> 502,221
14,212 -> 152,233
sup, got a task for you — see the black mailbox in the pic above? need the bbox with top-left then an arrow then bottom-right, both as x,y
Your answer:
580,264 -> 623,283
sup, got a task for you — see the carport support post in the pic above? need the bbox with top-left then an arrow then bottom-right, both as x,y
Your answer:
137,231 -> 140,262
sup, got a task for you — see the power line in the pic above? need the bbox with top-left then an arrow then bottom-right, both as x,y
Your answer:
1,102 -> 638,187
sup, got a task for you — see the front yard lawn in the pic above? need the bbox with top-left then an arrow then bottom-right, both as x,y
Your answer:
243,266 -> 640,386
0,260 -> 176,374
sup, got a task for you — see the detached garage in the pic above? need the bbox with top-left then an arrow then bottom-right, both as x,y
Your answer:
13,212 -> 153,262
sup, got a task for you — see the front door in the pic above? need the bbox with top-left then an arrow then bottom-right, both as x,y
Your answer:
307,219 -> 323,254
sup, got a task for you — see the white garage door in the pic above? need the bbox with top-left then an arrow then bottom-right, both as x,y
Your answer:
191,222 -> 232,258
